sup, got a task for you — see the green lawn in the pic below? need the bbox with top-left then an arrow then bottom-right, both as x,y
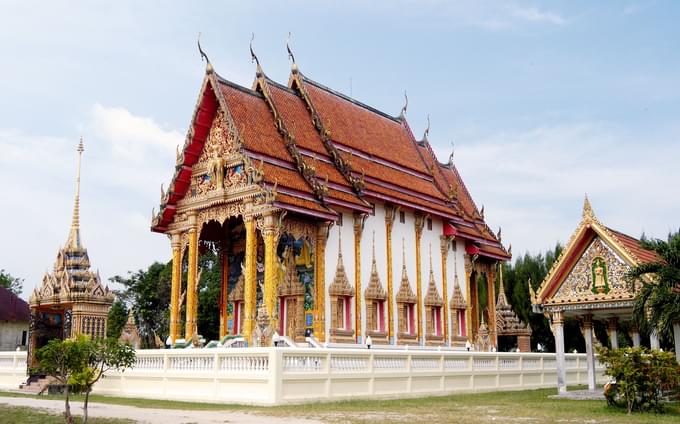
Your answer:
0,405 -> 132,424
1,388 -> 678,423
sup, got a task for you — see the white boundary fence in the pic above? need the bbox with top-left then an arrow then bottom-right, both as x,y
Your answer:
0,349 -> 605,405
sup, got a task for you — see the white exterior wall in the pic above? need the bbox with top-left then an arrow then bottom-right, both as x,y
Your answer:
324,212 -> 358,340
0,349 -> 608,406
390,209 -> 418,343
0,322 -> 28,351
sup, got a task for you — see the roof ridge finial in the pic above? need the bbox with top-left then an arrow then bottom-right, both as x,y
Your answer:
286,32 -> 298,73
67,137 -> 85,249
448,141 -> 455,168
197,32 -> 213,73
423,114 -> 430,141
250,33 -> 263,77
583,193 -> 595,220
400,91 -> 408,118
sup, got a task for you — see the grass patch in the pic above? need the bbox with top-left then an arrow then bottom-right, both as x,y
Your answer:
0,404 -> 133,424
1,388 -> 678,423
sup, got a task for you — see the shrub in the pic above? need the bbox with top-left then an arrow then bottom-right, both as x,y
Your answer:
597,346 -> 680,414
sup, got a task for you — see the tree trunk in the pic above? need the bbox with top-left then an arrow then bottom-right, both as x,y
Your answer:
83,388 -> 91,424
673,322 -> 680,364
64,383 -> 73,424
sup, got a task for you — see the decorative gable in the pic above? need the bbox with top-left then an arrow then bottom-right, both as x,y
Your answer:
551,236 -> 637,304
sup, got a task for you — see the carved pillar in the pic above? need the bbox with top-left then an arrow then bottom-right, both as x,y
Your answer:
607,317 -> 618,350
414,212 -> 426,344
629,324 -> 641,347
385,205 -> 397,343
553,310 -> 567,394
440,236 -> 451,344
243,213 -> 257,346
487,264 -> 498,348
170,233 -> 182,344
219,239 -> 229,339
184,213 -> 199,340
464,255 -> 473,341
314,222 -> 330,340
262,212 -> 280,332
353,213 -> 367,343
582,314 -> 596,391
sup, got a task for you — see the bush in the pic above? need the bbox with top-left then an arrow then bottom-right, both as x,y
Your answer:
597,346 -> 680,414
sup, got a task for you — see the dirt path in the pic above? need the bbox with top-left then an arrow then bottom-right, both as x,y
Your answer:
0,396 -> 323,424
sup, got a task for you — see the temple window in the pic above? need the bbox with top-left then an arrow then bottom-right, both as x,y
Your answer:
399,211 -> 405,223
427,218 -> 432,231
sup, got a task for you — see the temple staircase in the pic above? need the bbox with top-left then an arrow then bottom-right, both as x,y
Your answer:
19,375 -> 55,395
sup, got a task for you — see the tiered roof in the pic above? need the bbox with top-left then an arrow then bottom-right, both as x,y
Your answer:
31,140 -> 113,307
152,52 -> 509,261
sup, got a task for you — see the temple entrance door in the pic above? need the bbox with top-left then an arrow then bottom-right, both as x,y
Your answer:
279,297 -> 297,338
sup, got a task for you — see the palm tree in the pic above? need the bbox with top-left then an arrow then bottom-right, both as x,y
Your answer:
630,230 -> 680,361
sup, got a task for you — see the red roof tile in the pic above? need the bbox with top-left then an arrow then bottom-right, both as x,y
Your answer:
302,79 -> 429,174
0,286 -> 29,322
607,228 -> 662,264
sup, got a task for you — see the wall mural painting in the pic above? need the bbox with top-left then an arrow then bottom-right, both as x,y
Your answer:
277,233 -> 315,311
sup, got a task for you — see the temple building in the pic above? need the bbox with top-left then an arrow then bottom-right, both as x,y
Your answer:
151,45 -> 509,348
531,197 -> 660,394
28,139 -> 114,368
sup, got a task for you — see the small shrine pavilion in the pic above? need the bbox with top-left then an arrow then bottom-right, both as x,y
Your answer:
28,139 -> 113,369
532,196 -> 660,393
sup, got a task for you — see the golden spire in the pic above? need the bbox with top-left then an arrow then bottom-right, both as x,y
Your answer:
497,262 -> 508,307
371,230 -> 376,264
583,193 -> 595,221
66,137 -> 84,249
402,238 -> 406,270
428,243 -> 433,277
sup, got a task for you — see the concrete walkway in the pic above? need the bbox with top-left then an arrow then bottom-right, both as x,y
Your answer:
0,396 -> 323,424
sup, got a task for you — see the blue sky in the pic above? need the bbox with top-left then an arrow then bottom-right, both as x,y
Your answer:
2,1 -> 679,298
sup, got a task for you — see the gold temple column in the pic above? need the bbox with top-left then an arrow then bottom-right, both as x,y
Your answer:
185,214 -> 199,340
414,212 -> 426,344
464,255 -> 473,341
262,213 -> 280,332
219,242 -> 229,339
440,236 -> 451,344
314,222 -> 330,340
353,213 -> 367,343
170,233 -> 182,344
243,213 -> 257,346
488,264 -> 498,347
385,205 -> 397,343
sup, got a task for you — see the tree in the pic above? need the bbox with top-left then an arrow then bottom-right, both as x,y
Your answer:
106,299 -> 128,339
111,261 -> 172,348
501,243 -> 585,352
630,230 -> 680,359
36,336 -> 90,424
71,338 -> 135,424
0,269 -> 23,296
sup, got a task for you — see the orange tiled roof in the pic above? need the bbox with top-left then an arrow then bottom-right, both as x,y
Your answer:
607,228 -> 662,264
302,78 -> 429,175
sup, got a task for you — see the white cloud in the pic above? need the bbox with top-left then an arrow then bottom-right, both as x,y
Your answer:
432,123 -> 680,260
0,105 -> 184,299
511,6 -> 566,25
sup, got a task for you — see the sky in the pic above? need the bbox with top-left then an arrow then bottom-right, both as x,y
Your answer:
1,1 -> 679,300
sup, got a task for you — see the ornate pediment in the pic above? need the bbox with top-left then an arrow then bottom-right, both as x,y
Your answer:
550,236 -> 637,304
449,275 -> 467,309
396,264 -> 417,304
329,243 -> 353,297
365,259 -> 387,300
424,269 -> 442,306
